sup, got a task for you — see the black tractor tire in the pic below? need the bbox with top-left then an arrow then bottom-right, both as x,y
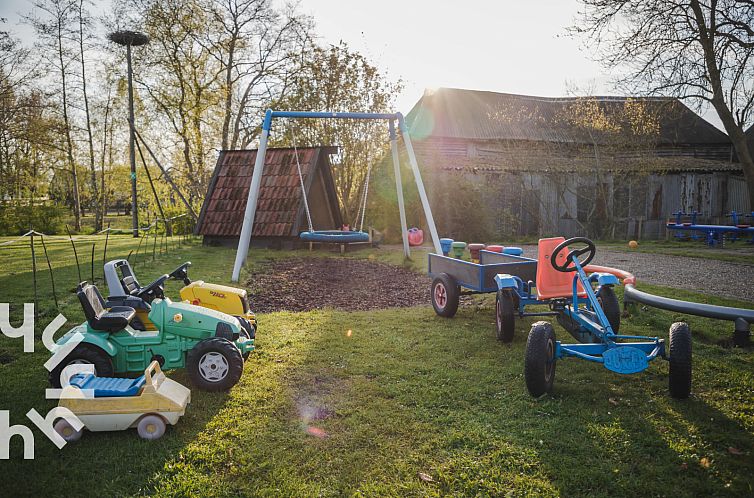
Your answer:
668,322 -> 692,399
48,343 -> 114,388
431,273 -> 460,318
596,285 -> 621,333
495,289 -> 516,343
524,321 -> 557,397
187,337 -> 244,392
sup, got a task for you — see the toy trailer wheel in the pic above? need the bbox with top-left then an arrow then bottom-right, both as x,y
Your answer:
525,322 -> 557,397
495,290 -> 516,343
187,337 -> 244,391
668,322 -> 692,399
48,344 -> 114,388
431,273 -> 460,318
596,285 -> 621,333
54,418 -> 83,443
137,414 -> 166,440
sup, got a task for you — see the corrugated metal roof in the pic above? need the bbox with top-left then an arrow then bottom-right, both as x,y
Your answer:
196,147 -> 337,238
405,88 -> 731,145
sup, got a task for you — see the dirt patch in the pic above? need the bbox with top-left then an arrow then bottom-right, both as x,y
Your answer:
246,257 -> 431,312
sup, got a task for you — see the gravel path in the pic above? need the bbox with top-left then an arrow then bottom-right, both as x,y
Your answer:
519,245 -> 754,303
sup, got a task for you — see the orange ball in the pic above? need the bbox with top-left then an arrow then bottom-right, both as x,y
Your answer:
628,240 -> 638,249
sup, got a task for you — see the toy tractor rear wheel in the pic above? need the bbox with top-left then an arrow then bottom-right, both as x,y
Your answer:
48,344 -> 114,388
431,273 -> 460,318
525,321 -> 557,397
596,285 -> 621,333
187,337 -> 244,391
495,290 -> 516,343
668,322 -> 692,399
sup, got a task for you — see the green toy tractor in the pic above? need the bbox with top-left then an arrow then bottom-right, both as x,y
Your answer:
49,282 -> 254,391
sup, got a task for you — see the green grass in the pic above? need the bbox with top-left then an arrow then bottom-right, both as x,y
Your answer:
601,239 -> 754,265
0,239 -> 752,496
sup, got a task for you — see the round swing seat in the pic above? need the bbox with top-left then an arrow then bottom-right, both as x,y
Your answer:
299,230 -> 370,243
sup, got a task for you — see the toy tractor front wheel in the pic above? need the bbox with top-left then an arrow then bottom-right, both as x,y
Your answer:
525,321 -> 557,397
48,344 -> 114,388
668,322 -> 692,399
187,337 -> 244,391
596,285 -> 621,333
431,273 -> 460,318
495,289 -> 516,343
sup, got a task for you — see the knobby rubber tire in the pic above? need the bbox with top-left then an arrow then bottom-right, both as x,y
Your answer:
431,273 -> 460,318
187,337 -> 244,392
668,322 -> 692,399
48,343 -> 114,388
525,321 -> 557,397
496,290 -> 516,343
596,285 -> 621,333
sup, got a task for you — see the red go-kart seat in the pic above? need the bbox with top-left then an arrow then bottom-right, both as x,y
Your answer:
536,237 -> 586,300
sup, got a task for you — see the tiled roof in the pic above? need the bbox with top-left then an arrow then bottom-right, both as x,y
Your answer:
197,147 -> 331,238
406,88 -> 731,145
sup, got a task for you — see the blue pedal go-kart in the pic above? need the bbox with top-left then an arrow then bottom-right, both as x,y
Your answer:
500,237 -> 692,398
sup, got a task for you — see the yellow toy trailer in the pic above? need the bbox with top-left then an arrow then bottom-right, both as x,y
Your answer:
54,361 -> 191,441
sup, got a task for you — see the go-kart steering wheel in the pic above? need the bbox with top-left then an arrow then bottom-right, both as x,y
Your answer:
550,237 -> 596,272
168,262 -> 192,285
135,274 -> 169,301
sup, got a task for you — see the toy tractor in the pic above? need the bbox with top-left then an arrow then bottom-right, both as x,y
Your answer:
103,259 -> 256,351
49,282 -> 253,391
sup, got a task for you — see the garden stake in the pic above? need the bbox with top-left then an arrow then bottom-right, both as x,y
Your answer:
30,231 -> 38,317
40,234 -> 58,309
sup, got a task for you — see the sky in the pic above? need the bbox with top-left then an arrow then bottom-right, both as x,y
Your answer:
1,0 -> 724,128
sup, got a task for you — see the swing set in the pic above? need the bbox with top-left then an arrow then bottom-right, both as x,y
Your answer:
231,110 -> 442,282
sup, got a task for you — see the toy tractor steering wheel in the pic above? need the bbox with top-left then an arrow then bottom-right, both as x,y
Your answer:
168,262 -> 192,285
135,274 -> 169,302
550,237 -> 596,272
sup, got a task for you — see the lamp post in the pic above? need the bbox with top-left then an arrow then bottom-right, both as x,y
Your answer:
108,30 -> 149,238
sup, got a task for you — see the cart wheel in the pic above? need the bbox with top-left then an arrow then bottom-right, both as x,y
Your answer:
495,290 -> 516,343
137,414 -> 166,440
668,322 -> 692,399
525,321 -> 557,397
596,285 -> 621,333
54,418 -> 83,443
48,344 -> 114,388
431,273 -> 460,318
187,337 -> 244,391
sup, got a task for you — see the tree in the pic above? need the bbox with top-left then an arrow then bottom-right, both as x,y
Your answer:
276,42 -> 403,223
573,0 -> 754,209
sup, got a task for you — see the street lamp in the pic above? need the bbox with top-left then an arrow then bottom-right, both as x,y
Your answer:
108,30 -> 149,238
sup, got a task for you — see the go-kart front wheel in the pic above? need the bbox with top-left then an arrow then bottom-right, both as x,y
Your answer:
431,273 -> 459,318
495,289 -> 516,343
525,321 -> 557,397
596,285 -> 621,333
668,322 -> 692,399
187,337 -> 244,391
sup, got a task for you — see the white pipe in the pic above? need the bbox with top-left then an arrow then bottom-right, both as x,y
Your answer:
231,128 -> 270,282
399,119 -> 442,255
390,124 -> 410,258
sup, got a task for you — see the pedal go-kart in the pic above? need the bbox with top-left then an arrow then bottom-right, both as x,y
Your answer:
54,361 -> 191,441
103,259 -> 256,345
49,281 -> 253,391
499,237 -> 691,398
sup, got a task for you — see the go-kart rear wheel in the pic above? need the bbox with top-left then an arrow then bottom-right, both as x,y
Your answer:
495,290 -> 516,343
54,418 -> 83,443
431,273 -> 460,318
187,337 -> 244,391
48,344 -> 114,388
596,285 -> 621,333
525,321 -> 557,397
137,414 -> 166,440
668,322 -> 692,399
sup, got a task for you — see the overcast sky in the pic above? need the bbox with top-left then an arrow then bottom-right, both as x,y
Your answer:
1,0 -> 723,128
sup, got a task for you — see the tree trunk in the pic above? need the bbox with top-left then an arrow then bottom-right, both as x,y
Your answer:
78,0 -> 99,230
58,20 -> 81,231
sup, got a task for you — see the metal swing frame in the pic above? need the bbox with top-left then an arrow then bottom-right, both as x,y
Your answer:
231,110 -> 442,282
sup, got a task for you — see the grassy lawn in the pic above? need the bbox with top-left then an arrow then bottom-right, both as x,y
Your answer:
601,239 -> 754,265
0,237 -> 752,496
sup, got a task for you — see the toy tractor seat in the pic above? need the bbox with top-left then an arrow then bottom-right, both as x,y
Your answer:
77,282 -> 136,332
535,237 -> 586,300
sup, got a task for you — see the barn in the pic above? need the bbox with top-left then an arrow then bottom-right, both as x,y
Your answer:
403,88 -> 748,240
195,147 -> 342,247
